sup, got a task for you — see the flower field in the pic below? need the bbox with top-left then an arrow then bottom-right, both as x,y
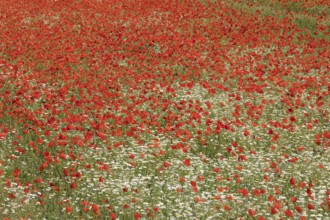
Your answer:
0,0 -> 329,219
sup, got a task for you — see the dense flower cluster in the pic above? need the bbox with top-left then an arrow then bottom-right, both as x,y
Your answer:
0,0 -> 329,219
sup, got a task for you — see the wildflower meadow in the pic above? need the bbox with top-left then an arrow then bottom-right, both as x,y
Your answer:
0,0 -> 329,219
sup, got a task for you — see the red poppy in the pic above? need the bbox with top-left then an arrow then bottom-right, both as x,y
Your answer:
307,203 -> 315,210
183,158 -> 191,166
290,177 -> 297,187
284,209 -> 294,218
13,168 -> 21,177
66,206 -> 73,214
248,208 -> 256,216
35,178 -> 43,183
295,206 -> 303,213
238,188 -> 249,197
134,212 -> 141,219
224,205 -> 231,211
164,161 -> 171,167
92,204 -> 100,214
110,212 -> 116,220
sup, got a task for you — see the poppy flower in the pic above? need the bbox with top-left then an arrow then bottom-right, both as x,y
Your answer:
134,212 -> 141,219
307,203 -> 315,210
66,206 -> 73,214
35,178 -> 43,183
164,161 -> 171,167
248,208 -> 256,216
183,158 -> 191,166
110,212 -> 116,220
284,209 -> 294,218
